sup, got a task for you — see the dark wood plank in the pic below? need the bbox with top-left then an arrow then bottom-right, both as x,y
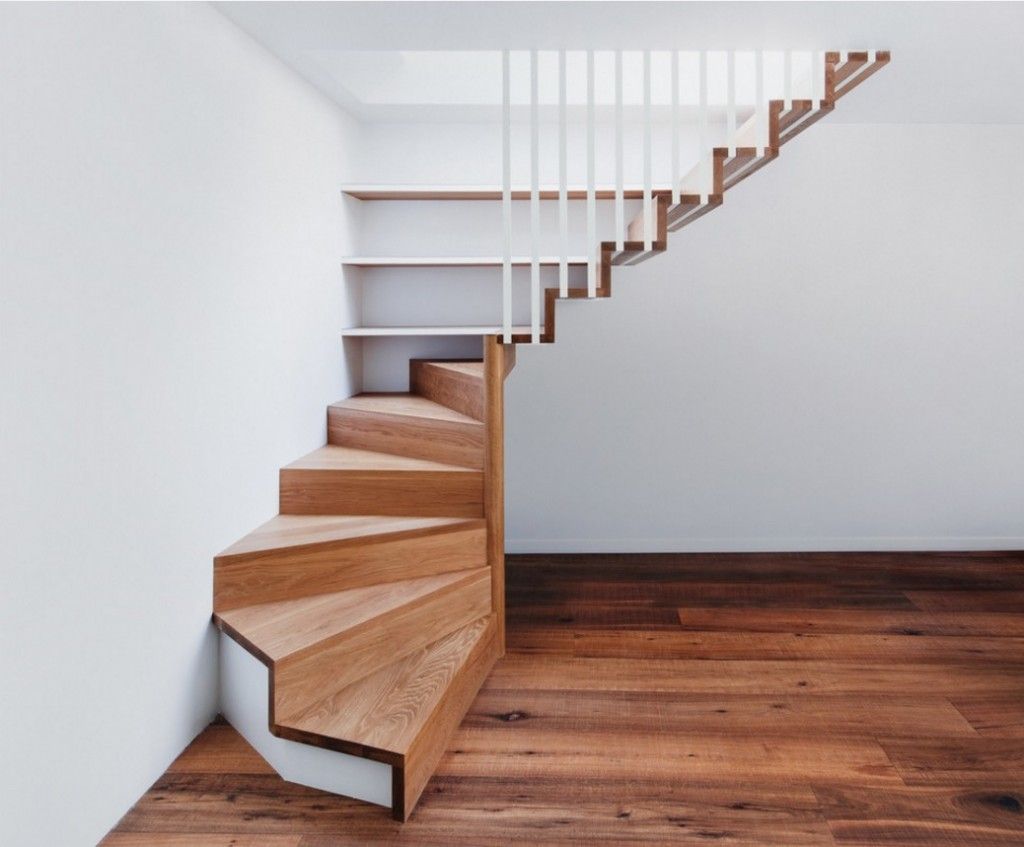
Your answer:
951,694 -> 1024,737
678,606 -> 1024,637
485,655 -> 1024,696
571,630 -> 1024,664
907,591 -> 1024,613
880,738 -> 1024,786
815,783 -> 1024,846
464,689 -> 977,739
508,580 -> 918,610
166,722 -> 275,775
103,835 -> 302,847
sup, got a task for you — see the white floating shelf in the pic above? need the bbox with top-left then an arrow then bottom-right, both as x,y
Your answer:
341,184 -> 672,200
342,256 -> 589,268
342,326 -> 532,337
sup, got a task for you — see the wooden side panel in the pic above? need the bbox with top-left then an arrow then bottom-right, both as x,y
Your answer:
214,524 -> 486,612
273,569 -> 491,724
483,338 -> 511,655
328,405 -> 484,470
279,467 -> 484,518
394,614 -> 500,821
410,361 -> 484,421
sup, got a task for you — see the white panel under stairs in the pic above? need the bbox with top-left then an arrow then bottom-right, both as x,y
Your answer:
219,632 -> 393,808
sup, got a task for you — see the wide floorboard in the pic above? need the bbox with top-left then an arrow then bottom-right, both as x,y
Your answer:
103,552 -> 1024,846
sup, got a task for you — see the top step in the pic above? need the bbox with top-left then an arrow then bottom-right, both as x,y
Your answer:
410,360 -> 484,422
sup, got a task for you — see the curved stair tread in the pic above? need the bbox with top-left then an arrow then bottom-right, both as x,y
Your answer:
215,567 -> 487,664
216,514 -> 481,560
281,614 -> 495,758
331,393 -> 482,426
421,360 -> 483,380
284,444 -> 477,474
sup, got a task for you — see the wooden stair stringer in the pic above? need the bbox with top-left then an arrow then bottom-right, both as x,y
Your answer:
531,49 -> 889,345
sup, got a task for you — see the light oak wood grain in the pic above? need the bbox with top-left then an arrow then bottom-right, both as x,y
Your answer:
214,516 -> 485,611
279,446 -> 483,518
410,360 -> 484,422
328,394 -> 484,469
215,569 -> 483,665
273,568 -> 491,725
483,337 -> 510,654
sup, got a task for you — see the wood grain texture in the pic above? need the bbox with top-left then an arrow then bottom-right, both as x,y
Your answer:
483,337 -> 510,654
271,568 -> 491,724
215,569 -> 483,662
286,616 -> 494,758
396,614 -> 499,821
409,360 -> 484,422
214,516 -> 485,611
815,783 -> 1024,846
328,394 -> 484,469
950,694 -> 1024,737
102,836 -> 303,847
279,446 -> 483,518
122,552 -> 1022,844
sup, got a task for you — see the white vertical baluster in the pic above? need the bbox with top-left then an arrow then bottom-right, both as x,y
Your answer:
699,50 -> 709,201
643,49 -> 652,250
784,49 -> 793,111
671,49 -> 680,204
615,50 -> 624,253
755,48 -> 767,154
726,50 -> 736,157
558,49 -> 568,298
586,49 -> 596,297
530,49 -> 540,344
501,49 -> 512,343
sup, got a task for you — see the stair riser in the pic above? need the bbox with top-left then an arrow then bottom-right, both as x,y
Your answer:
394,615 -> 499,820
214,525 -> 487,612
279,468 -> 484,518
328,407 -> 484,469
272,569 -> 492,724
410,361 -> 484,421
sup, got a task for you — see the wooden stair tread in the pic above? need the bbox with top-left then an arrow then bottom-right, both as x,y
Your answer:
284,444 -> 473,474
417,360 -> 482,380
216,514 -> 480,560
282,614 -> 493,757
330,393 -> 481,427
216,568 -> 487,663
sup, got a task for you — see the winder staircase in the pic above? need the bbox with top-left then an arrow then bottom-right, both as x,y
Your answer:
213,50 -> 889,820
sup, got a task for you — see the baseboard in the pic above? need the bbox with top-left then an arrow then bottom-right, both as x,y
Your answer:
506,536 -> 1024,554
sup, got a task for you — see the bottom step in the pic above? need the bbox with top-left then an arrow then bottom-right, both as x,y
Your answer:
220,614 -> 498,820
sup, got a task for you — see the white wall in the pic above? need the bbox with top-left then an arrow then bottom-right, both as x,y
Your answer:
0,4 -> 360,845
506,122 -> 1024,551
353,121 -> 1024,551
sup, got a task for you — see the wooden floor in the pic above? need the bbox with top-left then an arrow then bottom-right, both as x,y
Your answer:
103,552 -> 1024,846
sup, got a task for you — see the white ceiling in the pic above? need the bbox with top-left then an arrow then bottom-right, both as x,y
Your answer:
215,1 -> 1024,124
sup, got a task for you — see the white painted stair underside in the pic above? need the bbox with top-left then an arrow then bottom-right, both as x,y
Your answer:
218,631 -> 392,808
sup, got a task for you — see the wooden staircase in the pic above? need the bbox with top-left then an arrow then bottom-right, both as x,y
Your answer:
214,347 -> 513,820
214,50 -> 888,820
